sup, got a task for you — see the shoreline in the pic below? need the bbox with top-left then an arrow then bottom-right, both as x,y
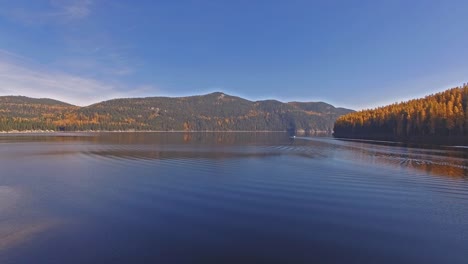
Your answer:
0,130 -> 332,134
0,130 -> 290,136
0,130 -> 333,138
332,135 -> 468,147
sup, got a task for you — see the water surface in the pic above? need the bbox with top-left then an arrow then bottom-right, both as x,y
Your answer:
0,132 -> 467,263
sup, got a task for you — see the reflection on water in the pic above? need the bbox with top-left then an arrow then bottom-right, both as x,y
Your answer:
8,132 -> 464,178
0,186 -> 61,253
322,138 -> 468,178
0,132 -> 467,263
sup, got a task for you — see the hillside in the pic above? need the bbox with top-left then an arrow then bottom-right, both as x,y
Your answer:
333,84 -> 468,144
0,92 -> 353,133
0,96 -> 77,131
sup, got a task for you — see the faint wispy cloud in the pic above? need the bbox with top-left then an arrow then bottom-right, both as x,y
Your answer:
53,0 -> 93,19
51,54 -> 135,78
56,32 -> 138,77
1,0 -> 93,25
0,49 -> 156,106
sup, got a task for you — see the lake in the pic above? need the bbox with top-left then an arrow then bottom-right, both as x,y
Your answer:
0,132 -> 467,263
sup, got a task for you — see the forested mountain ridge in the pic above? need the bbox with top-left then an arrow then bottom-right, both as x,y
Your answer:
0,96 -> 78,131
0,92 -> 353,132
333,84 -> 468,144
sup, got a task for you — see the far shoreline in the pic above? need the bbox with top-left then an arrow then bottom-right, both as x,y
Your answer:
332,134 -> 468,147
0,130 -> 289,137
0,130 -> 333,138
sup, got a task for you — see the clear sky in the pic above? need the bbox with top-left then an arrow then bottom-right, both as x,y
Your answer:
0,0 -> 467,110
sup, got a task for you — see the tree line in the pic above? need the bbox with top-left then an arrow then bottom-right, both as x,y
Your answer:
333,84 -> 468,143
0,93 -> 353,133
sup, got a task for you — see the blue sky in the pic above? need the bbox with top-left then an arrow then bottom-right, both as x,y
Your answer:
0,0 -> 467,109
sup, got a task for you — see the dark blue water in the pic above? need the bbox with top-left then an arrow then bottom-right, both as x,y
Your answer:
0,132 -> 467,263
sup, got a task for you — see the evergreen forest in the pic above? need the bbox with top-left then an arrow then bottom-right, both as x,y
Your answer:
0,92 -> 353,133
334,84 -> 468,144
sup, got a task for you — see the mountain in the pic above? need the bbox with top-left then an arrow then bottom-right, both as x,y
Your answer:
0,96 -> 76,117
0,92 -> 353,133
333,84 -> 468,144
0,96 -> 77,131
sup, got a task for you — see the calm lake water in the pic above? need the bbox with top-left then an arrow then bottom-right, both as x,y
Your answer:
0,132 -> 467,263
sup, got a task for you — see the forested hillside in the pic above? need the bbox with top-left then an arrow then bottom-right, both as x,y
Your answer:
0,92 -> 353,133
0,96 -> 78,131
334,84 -> 468,143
